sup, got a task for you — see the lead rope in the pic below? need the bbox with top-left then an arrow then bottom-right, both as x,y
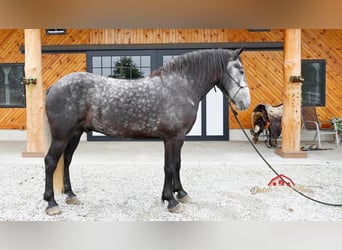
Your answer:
229,102 -> 342,207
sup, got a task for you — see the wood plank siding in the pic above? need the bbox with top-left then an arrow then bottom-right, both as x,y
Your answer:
0,29 -> 341,131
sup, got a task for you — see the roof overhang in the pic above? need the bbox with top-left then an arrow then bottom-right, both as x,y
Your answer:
1,0 -> 341,28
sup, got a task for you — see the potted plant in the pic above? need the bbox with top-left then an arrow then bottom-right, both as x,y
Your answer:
330,117 -> 342,134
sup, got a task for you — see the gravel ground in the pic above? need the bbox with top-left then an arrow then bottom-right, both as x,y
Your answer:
1,141 -> 342,221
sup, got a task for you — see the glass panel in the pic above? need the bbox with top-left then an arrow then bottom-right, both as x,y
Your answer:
92,68 -> 102,75
206,89 -> 223,135
92,57 -> 101,67
112,56 -> 120,66
303,62 -> 320,83
141,56 -> 151,67
102,56 -> 111,67
163,55 -> 174,65
163,55 -> 179,65
131,56 -> 141,67
187,105 -> 202,136
302,85 -> 321,106
141,67 -> 150,77
102,68 -> 112,77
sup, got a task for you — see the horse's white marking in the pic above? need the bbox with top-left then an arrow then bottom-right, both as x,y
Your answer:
187,98 -> 195,106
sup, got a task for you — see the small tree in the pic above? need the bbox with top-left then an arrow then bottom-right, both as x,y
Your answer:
109,57 -> 143,79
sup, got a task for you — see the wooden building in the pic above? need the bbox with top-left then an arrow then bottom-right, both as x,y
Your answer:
0,29 -> 341,141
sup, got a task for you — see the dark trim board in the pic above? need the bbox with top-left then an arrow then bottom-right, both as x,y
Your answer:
19,42 -> 284,54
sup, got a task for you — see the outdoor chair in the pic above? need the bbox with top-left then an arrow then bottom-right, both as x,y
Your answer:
301,106 -> 340,148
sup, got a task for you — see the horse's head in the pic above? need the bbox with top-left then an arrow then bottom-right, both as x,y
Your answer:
217,48 -> 251,111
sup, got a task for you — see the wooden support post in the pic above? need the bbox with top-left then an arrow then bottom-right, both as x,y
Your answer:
22,29 -> 45,158
275,29 -> 307,158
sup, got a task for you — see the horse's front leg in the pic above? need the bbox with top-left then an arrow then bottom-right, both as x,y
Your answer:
162,138 -> 186,213
173,140 -> 191,204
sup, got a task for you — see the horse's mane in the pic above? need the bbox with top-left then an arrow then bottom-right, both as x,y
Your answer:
150,49 -> 233,83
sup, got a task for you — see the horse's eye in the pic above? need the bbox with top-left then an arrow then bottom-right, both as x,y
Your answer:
239,69 -> 244,74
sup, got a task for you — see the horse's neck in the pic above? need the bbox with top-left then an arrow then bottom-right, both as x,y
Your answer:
188,74 -> 217,103
160,72 -> 215,104
196,80 -> 216,101
183,60 -> 223,101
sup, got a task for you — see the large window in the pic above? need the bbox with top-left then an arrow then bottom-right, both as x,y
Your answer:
301,60 -> 326,106
0,64 -> 25,107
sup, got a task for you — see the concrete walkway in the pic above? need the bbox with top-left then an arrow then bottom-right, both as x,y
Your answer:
2,140 -> 341,167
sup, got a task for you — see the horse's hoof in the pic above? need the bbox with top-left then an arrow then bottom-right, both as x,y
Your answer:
177,194 -> 192,203
168,203 -> 185,213
65,196 -> 81,205
46,206 -> 62,216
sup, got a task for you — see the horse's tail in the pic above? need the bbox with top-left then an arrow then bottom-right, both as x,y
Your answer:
54,157 -> 65,194
44,107 -> 64,194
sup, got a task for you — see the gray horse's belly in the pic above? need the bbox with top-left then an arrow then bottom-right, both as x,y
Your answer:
88,101 -> 162,138
89,99 -> 197,139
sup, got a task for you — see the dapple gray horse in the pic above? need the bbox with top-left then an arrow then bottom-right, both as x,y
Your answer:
44,48 -> 251,215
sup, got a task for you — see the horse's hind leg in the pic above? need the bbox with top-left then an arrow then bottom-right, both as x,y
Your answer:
44,140 -> 68,215
63,130 -> 83,206
162,138 -> 188,213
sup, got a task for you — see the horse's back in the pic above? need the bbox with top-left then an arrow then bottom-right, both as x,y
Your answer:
47,72 -> 98,97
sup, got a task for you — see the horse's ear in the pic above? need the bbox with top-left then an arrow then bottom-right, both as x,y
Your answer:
238,47 -> 245,55
233,47 -> 244,58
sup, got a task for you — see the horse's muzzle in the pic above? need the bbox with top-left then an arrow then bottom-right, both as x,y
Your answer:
237,100 -> 249,111
234,91 -> 250,111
